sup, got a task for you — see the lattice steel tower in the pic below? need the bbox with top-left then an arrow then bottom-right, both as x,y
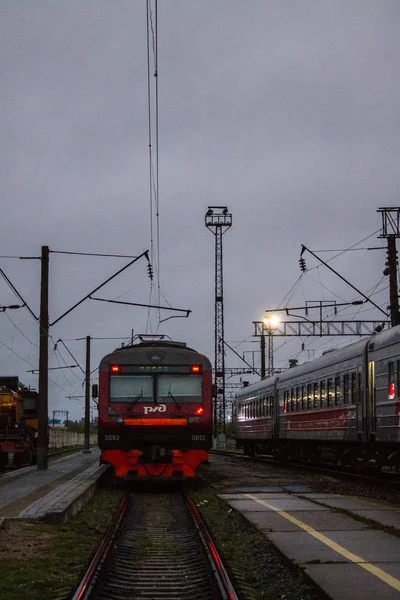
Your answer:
205,206 -> 232,440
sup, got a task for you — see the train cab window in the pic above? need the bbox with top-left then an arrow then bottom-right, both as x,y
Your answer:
158,374 -> 202,403
388,362 -> 395,400
334,376 -> 341,406
23,396 -> 37,411
285,390 -> 289,412
327,379 -> 333,407
320,380 -> 326,408
343,374 -> 350,405
110,375 -> 153,403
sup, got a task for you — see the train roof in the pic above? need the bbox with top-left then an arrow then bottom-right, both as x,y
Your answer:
235,374 -> 279,400
234,325 -> 399,402
277,336 -> 370,383
367,323 -> 400,352
235,336 -> 370,402
99,340 -> 212,369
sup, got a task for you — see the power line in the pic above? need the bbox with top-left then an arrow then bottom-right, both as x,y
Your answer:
50,250 -> 143,258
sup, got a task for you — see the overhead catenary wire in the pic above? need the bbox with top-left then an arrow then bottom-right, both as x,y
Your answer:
146,0 -> 162,332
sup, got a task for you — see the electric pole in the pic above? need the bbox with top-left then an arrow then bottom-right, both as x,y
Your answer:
38,245 -> 49,469
378,207 -> 400,327
83,336 -> 91,453
205,206 -> 232,442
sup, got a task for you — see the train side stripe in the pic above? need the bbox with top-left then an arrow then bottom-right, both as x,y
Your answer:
245,493 -> 400,592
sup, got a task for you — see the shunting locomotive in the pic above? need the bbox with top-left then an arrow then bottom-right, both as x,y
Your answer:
96,336 -> 212,480
0,377 -> 38,469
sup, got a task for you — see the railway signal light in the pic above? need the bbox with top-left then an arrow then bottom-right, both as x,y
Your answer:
299,257 -> 307,272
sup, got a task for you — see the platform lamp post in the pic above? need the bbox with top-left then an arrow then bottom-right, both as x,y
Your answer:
262,316 -> 279,378
205,206 -> 232,445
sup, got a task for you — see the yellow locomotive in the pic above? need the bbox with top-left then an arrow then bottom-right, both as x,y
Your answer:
0,377 -> 38,469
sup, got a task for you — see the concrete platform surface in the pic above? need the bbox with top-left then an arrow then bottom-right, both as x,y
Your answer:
0,449 -> 105,525
219,489 -> 400,599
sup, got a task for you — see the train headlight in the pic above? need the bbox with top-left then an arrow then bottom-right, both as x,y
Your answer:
108,406 -> 124,424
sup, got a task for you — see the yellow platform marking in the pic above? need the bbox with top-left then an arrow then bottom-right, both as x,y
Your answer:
245,493 -> 400,592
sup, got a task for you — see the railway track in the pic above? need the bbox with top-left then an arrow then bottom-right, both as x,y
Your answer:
210,448 -> 400,490
72,490 -> 239,600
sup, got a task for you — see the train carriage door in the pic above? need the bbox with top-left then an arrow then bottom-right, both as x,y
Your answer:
272,378 -> 279,439
367,361 -> 376,439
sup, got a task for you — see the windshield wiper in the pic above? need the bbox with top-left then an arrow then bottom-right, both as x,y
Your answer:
167,386 -> 181,410
126,388 -> 143,412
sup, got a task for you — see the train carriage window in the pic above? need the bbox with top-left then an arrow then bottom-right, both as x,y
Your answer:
397,361 -> 400,399
327,378 -> 333,407
301,385 -> 306,411
320,380 -> 326,408
335,376 -> 341,406
351,372 -> 357,404
358,372 -> 362,403
388,362 -> 395,400
296,387 -> 300,411
313,382 -> 319,408
269,395 -> 272,416
343,374 -> 350,405
285,390 -> 290,412
110,375 -> 153,403
307,383 -> 312,409
290,388 -> 295,411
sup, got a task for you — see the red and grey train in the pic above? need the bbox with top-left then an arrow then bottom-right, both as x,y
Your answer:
235,324 -> 400,471
97,337 -> 212,480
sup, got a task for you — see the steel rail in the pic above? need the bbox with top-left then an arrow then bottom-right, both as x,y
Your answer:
71,492 -> 128,600
210,449 -> 400,489
184,492 -> 240,600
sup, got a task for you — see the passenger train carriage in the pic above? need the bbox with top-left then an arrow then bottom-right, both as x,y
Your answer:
235,325 -> 400,471
97,337 -> 212,480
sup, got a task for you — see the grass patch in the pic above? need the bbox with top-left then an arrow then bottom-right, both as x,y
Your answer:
0,488 -> 123,600
188,487 -> 321,600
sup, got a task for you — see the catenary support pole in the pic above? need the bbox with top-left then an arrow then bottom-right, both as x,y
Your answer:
83,336 -> 91,453
37,245 -> 49,469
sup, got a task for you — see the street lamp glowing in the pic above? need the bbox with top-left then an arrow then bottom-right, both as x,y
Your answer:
264,315 -> 279,329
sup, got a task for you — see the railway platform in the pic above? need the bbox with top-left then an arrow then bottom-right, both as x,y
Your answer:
0,449 -> 106,526
219,487 -> 400,600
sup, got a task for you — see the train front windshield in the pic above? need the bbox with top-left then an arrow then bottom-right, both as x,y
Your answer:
109,373 -> 202,404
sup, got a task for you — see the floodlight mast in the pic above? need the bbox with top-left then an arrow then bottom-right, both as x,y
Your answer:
205,206 -> 232,444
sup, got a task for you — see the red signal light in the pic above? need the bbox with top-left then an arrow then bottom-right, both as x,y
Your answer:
191,365 -> 201,373
195,407 -> 204,414
111,365 -> 120,373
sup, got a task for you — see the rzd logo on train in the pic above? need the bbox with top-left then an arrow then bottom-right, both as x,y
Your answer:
143,404 -> 167,415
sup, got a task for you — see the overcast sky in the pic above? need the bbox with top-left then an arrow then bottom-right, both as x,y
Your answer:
1,1 -> 400,420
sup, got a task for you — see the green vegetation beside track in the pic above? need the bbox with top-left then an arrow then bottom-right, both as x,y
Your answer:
0,488 -> 123,600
